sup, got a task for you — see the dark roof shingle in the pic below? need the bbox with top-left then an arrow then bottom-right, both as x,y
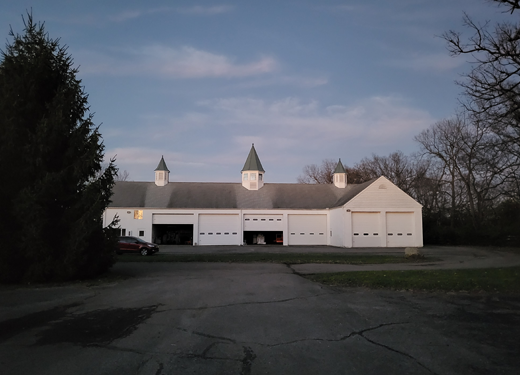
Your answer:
109,179 -> 377,209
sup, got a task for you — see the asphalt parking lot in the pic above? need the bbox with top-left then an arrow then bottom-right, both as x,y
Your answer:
1,247 -> 519,374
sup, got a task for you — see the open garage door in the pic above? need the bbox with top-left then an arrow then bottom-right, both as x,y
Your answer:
288,214 -> 327,245
352,212 -> 382,247
198,214 -> 240,245
153,224 -> 193,245
152,214 -> 194,245
243,214 -> 284,245
243,214 -> 284,231
386,212 -> 415,247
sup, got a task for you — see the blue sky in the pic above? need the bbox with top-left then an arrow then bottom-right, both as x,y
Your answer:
1,1 -> 509,182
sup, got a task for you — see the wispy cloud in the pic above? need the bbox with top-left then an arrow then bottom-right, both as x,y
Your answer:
78,45 -> 278,78
178,5 -> 234,15
331,5 -> 365,12
108,5 -> 233,22
233,75 -> 328,89
386,52 -> 465,72
143,95 -> 433,152
109,10 -> 144,22
105,95 -> 435,181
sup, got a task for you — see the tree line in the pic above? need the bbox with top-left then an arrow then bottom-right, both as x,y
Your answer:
299,0 -> 520,246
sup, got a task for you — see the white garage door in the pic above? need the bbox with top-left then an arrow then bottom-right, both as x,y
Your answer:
244,214 -> 284,231
352,212 -> 382,247
288,214 -> 327,245
198,214 -> 240,245
153,214 -> 195,224
386,212 -> 415,247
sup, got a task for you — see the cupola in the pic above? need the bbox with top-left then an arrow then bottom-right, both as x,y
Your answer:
333,158 -> 347,188
241,144 -> 265,190
154,156 -> 170,186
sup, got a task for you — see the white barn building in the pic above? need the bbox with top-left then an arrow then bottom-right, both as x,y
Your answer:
103,145 -> 423,248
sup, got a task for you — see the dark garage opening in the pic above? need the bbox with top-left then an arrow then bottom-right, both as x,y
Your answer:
243,231 -> 283,245
153,224 -> 193,245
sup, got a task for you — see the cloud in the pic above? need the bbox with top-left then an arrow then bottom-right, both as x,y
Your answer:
233,75 -> 328,89
331,5 -> 365,12
105,95 -> 435,182
387,52 -> 465,72
178,5 -> 234,15
195,96 -> 433,144
105,147 -> 202,178
105,146 -> 237,182
108,5 -> 233,22
108,147 -> 204,167
144,95 -> 435,156
78,45 -> 278,78
109,10 -> 144,22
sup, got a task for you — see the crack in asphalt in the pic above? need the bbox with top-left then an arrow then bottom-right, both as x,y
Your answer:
174,321 -> 435,374
265,322 -> 407,347
155,292 -> 331,312
98,322 -> 435,375
264,322 -> 438,374
284,263 -> 302,276
177,343 -> 256,375
176,344 -> 257,375
360,335 -> 438,375
175,327 -> 237,343
200,341 -> 221,358
97,343 -> 148,355
134,328 -> 257,373
100,342 -> 248,374
154,360 -> 164,375
4,292 -> 434,374
136,354 -> 154,373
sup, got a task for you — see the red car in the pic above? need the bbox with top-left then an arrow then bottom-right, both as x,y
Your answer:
117,236 -> 159,256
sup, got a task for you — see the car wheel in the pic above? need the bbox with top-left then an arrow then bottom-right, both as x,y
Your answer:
140,248 -> 149,256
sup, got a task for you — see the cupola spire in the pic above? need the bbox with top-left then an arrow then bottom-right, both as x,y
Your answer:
154,155 -> 170,186
241,144 -> 265,190
333,158 -> 347,188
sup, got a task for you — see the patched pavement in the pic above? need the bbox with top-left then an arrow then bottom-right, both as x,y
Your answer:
1,260 -> 520,374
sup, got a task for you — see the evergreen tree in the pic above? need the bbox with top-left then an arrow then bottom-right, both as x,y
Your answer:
0,14 -> 118,282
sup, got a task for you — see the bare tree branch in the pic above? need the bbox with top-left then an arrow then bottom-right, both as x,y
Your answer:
116,169 -> 129,181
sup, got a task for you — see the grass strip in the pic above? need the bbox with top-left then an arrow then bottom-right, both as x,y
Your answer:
307,267 -> 520,293
116,253 -> 437,264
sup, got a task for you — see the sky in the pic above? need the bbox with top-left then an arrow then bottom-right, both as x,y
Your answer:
0,0 -> 511,183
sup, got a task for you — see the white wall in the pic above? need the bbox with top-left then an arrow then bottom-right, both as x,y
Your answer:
347,176 -> 421,210
344,176 -> 423,247
104,208 -> 154,241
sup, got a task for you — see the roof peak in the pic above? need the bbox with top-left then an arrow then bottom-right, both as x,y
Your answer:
155,155 -> 170,172
334,158 -> 346,174
241,144 -> 265,172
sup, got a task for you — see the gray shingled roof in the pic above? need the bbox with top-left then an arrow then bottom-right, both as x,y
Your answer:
241,144 -> 265,172
155,156 -> 170,172
334,159 -> 346,174
109,179 -> 376,209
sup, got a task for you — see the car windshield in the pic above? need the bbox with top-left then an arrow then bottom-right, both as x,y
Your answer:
135,238 -> 147,244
